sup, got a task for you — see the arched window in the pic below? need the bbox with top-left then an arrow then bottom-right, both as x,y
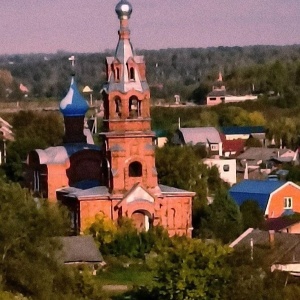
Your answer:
129,97 -> 138,118
129,67 -> 135,80
115,97 -> 121,118
129,96 -> 142,118
129,161 -> 142,177
170,208 -> 176,228
114,67 -> 120,81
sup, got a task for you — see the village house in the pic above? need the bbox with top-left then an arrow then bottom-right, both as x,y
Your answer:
230,228 -> 300,276
237,147 -> 298,179
220,133 -> 245,158
265,217 -> 300,234
206,72 -> 257,106
204,157 -> 236,186
221,126 -> 266,143
58,235 -> 104,274
229,179 -> 300,218
26,0 -> 194,237
172,127 -> 222,156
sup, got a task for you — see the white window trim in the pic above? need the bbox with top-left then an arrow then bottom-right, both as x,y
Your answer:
284,197 -> 293,209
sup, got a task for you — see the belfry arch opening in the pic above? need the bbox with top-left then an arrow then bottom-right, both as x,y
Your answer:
129,161 -> 142,177
129,96 -> 141,118
114,97 -> 122,118
113,65 -> 120,81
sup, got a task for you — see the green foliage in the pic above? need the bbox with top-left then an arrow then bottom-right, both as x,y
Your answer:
216,106 -> 266,127
85,212 -> 118,247
190,83 -> 210,104
245,136 -> 262,148
266,117 -> 297,148
199,188 -> 243,243
0,291 -> 29,300
86,215 -> 171,258
0,178 -> 76,299
2,45 -> 300,103
286,165 -> 300,184
0,178 -> 106,300
70,268 -> 103,300
3,111 -> 63,182
155,145 -> 230,236
145,237 -> 231,300
224,248 -> 300,300
240,200 -> 265,231
155,145 -> 207,200
97,256 -> 153,287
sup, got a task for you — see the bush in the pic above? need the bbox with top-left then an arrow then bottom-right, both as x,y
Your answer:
85,215 -> 171,258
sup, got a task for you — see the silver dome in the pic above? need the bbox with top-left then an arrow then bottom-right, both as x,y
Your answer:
115,0 -> 133,19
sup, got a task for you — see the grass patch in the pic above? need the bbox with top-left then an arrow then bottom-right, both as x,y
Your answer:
97,256 -> 154,287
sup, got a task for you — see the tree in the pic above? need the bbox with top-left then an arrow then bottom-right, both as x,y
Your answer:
0,178 -> 80,299
155,145 -> 207,199
240,200 -> 265,231
0,178 -> 106,300
155,145 -> 229,236
200,188 -> 243,243
143,237 -> 231,300
266,117 -> 297,148
86,214 -> 171,258
3,111 -> 64,182
245,136 -> 262,148
190,83 -> 210,104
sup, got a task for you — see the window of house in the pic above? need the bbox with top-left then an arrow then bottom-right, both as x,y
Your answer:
223,164 -> 230,172
284,197 -> 293,209
209,97 -> 216,101
210,144 -> 218,151
129,161 -> 142,177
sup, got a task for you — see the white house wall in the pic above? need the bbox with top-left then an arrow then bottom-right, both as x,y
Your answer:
204,158 -> 236,186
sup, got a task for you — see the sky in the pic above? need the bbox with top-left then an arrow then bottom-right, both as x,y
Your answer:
0,0 -> 299,55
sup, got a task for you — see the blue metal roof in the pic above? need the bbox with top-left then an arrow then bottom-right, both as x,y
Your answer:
60,77 -> 89,117
229,180 -> 285,211
221,126 -> 265,135
73,180 -> 101,190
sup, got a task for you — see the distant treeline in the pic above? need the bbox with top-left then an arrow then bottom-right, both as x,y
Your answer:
0,44 -> 300,102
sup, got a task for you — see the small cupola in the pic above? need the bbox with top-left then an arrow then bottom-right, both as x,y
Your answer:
60,56 -> 89,144
60,78 -> 89,117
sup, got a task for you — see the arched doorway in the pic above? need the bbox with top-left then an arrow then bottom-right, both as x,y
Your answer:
131,210 -> 152,231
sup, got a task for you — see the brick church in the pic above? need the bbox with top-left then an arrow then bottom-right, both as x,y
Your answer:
26,0 -> 194,237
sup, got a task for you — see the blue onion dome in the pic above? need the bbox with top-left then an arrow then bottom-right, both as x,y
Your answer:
60,77 -> 89,117
115,0 -> 132,19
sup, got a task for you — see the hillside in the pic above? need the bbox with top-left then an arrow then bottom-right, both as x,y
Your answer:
0,45 -> 300,103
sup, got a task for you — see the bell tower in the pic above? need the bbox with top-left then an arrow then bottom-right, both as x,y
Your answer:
101,0 -> 158,194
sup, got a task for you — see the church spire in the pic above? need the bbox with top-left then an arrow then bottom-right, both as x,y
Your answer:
103,0 -> 148,95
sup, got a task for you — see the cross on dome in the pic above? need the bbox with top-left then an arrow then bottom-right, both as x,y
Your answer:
68,55 -> 75,68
